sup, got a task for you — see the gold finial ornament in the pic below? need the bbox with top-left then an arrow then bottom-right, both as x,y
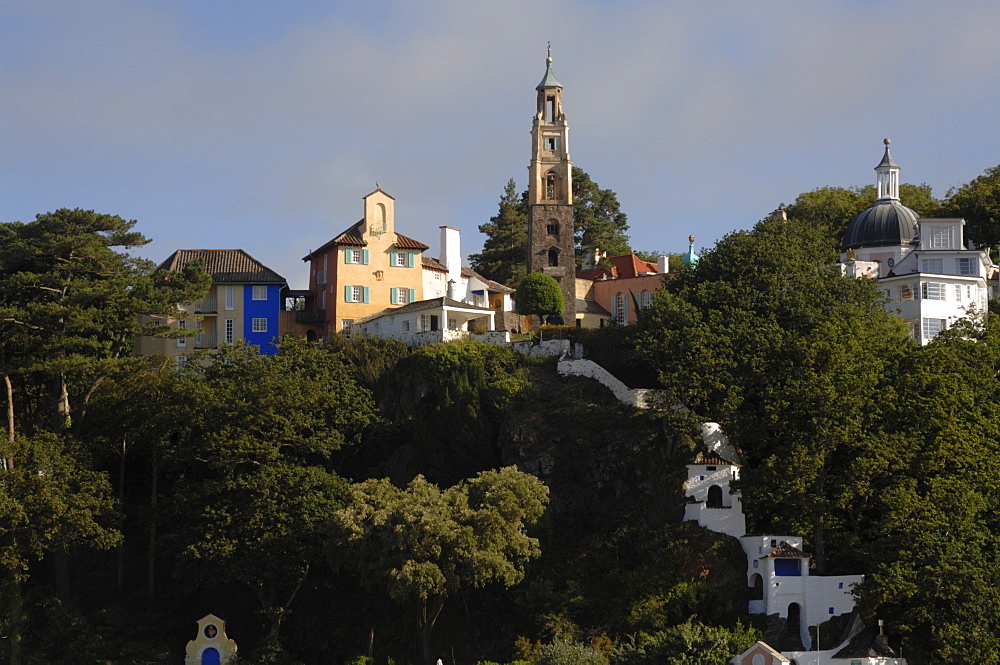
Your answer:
547,41 -> 552,63
884,138 -> 890,146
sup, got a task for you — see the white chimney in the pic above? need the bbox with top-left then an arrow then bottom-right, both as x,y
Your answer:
657,256 -> 669,274
440,226 -> 462,296
447,279 -> 457,300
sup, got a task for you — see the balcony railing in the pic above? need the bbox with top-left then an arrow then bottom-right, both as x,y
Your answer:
194,332 -> 217,349
295,309 -> 326,324
194,297 -> 218,314
315,270 -> 328,286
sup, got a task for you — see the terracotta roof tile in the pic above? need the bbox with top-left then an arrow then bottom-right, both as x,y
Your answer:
691,452 -> 742,467
422,257 -> 449,272
761,543 -> 811,559
576,254 -> 659,280
394,233 -> 430,250
462,266 -> 515,293
157,249 -> 285,284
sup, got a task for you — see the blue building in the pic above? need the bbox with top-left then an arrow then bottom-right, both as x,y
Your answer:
135,249 -> 288,361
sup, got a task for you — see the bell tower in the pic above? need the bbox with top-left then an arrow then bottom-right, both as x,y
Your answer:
527,44 -> 576,322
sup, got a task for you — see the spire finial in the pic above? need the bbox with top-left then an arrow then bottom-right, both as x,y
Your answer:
547,42 -> 552,64
884,137 -> 891,146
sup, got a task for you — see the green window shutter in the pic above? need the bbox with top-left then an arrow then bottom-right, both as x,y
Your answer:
344,285 -> 352,302
363,287 -> 370,304
390,288 -> 398,305
407,252 -> 415,268
390,251 -> 397,265
362,249 -> 370,265
408,288 -> 416,303
345,249 -> 353,264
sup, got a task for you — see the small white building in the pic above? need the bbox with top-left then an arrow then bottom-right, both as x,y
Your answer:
354,296 -> 508,346
683,425 -> 892,660
422,226 -> 515,313
838,139 -> 996,344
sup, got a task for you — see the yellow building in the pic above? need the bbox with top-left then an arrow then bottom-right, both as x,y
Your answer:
302,189 -> 429,337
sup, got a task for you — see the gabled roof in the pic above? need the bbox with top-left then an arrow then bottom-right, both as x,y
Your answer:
576,254 -> 660,281
422,257 -> 449,272
833,626 -> 898,659
691,452 -> 741,467
157,249 -> 285,284
462,266 -> 515,293
761,543 -> 812,559
303,223 -> 429,260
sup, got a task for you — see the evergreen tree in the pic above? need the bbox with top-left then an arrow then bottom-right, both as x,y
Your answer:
470,179 -> 528,288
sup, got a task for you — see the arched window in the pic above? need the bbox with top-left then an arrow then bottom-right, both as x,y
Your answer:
707,484 -> 723,508
548,249 -> 559,267
547,220 -> 559,238
546,172 -> 557,200
749,573 -> 763,600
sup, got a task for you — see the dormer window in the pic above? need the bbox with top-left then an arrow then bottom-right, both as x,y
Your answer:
927,225 -> 955,249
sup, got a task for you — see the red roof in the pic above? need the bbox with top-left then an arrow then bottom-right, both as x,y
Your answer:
762,544 -> 811,559
303,223 -> 429,260
576,254 -> 659,280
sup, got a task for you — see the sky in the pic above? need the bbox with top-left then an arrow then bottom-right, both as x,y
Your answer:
4,0 -> 1000,289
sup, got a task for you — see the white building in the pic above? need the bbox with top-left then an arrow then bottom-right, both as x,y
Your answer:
683,426 -> 902,663
422,226 -> 515,313
838,139 -> 995,344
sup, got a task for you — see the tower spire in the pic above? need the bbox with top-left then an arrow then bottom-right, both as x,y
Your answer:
875,138 -> 900,202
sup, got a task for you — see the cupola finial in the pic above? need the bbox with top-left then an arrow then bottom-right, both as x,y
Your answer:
874,138 -> 900,201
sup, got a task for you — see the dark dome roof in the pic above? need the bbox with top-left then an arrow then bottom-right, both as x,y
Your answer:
841,201 -> 919,250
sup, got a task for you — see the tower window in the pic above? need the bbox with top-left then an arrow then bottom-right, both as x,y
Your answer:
548,249 -> 559,267
546,96 -> 555,120
546,222 -> 559,237
545,137 -> 559,151
546,173 -> 556,200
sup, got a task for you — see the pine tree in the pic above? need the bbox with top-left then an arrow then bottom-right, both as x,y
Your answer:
470,179 -> 527,288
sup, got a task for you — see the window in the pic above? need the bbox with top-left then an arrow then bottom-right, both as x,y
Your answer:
176,355 -> 188,367
897,283 -> 915,301
921,258 -> 943,273
928,225 -> 954,248
473,293 -> 484,306
394,252 -> 407,267
614,293 -> 626,325
546,222 -> 559,237
251,318 -> 267,333
403,320 -> 410,332
904,319 -> 918,339
177,320 -> 186,347
956,257 -> 976,275
225,285 -> 235,310
546,173 -> 556,199
342,319 -> 353,333
640,290 -> 653,308
922,318 -> 946,340
838,582 -> 844,589
225,319 -> 234,344
448,318 -> 458,330
829,607 -> 835,615
922,282 -> 946,300
545,137 -> 559,150
345,285 -> 369,303
955,284 -> 964,302
548,248 -> 559,267
391,287 -> 412,305
434,272 -> 442,281
252,285 -> 267,300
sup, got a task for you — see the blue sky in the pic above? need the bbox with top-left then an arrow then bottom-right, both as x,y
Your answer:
4,1 -> 1000,288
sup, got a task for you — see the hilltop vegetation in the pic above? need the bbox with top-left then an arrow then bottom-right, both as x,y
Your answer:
6,163 -> 1000,665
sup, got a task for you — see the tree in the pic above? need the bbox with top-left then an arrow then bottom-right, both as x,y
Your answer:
515,272 -> 564,325
472,170 -> 631,286
329,467 -> 549,665
0,209 -> 209,435
470,179 -> 528,288
783,183 -> 940,253
633,216 -> 911,571
941,164 -> 1000,252
572,167 -> 631,263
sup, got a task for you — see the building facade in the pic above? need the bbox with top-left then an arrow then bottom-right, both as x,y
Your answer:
302,188 -> 429,338
134,249 -> 286,361
838,140 -> 994,344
